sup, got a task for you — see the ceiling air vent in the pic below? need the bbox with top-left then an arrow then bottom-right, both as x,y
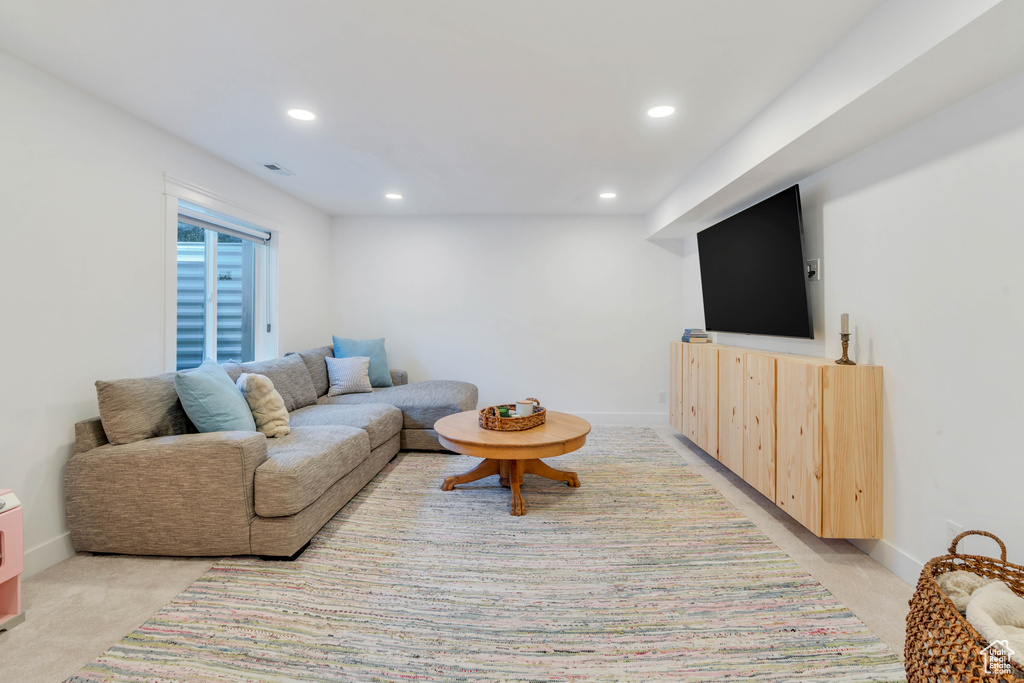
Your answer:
263,163 -> 295,176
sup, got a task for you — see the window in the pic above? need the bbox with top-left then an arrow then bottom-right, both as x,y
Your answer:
175,210 -> 271,370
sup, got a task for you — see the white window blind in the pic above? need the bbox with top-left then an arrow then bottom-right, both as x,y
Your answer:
177,209 -> 271,244
175,211 -> 271,370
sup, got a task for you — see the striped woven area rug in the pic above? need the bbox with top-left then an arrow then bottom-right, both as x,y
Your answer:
69,427 -> 905,682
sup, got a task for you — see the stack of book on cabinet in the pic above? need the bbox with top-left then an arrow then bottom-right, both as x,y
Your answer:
682,329 -> 710,343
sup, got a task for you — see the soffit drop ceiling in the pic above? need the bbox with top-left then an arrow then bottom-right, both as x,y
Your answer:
0,0 -> 884,216
646,0 -> 1024,240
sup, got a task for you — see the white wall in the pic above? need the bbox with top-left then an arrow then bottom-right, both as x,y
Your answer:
8,35 -> 1018,590
331,216 -> 685,422
685,68 -> 1024,583
0,51 -> 336,576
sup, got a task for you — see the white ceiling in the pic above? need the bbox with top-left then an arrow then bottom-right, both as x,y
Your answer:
647,0 -> 1024,239
0,0 -> 885,216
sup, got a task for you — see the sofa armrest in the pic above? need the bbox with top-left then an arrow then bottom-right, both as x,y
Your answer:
65,431 -> 268,556
74,417 -> 109,454
390,369 -> 408,386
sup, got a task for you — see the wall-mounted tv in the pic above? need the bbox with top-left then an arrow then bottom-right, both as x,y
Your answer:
697,185 -> 813,339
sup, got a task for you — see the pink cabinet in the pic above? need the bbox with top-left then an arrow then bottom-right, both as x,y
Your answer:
0,488 -> 24,632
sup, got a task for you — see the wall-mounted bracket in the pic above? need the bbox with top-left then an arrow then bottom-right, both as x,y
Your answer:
807,258 -> 821,281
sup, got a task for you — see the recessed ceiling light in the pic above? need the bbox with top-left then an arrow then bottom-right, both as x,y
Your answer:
287,108 -> 317,121
599,192 -> 617,199
385,193 -> 402,200
647,105 -> 675,118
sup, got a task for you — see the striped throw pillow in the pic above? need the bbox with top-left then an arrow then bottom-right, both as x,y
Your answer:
326,356 -> 373,396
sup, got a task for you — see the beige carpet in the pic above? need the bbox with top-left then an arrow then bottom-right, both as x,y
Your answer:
0,427 -> 912,682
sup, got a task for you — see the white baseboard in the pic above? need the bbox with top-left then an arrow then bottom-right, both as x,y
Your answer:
24,532 -> 76,579
569,412 -> 669,426
850,537 -> 924,586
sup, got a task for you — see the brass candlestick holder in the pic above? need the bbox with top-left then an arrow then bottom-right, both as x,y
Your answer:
836,333 -> 856,365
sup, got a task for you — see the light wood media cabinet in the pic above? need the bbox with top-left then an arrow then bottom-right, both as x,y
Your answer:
670,342 -> 882,539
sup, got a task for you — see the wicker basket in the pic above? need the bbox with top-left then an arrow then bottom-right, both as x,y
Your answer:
906,530 -> 1024,682
479,398 -> 546,431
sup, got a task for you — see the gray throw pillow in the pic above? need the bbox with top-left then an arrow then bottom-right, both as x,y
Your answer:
289,346 -> 334,397
96,373 -> 196,445
222,354 -> 318,412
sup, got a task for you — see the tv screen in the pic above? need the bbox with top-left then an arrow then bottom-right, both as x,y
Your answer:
697,185 -> 813,339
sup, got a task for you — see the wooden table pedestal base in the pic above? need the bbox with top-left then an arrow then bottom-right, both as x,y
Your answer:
441,458 -> 580,516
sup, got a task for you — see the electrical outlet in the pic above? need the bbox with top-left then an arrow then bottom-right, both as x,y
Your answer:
658,392 -> 666,403
946,520 -> 964,545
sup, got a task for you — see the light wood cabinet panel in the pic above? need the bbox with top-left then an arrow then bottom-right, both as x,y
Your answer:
717,349 -> 744,474
669,342 -> 685,433
775,358 -> 822,536
669,343 -> 881,539
743,354 -> 776,500
696,345 -> 718,456
682,343 -> 698,443
673,343 -> 718,457
822,365 -> 883,539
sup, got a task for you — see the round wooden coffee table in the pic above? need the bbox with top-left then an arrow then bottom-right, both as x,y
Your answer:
435,410 -> 591,516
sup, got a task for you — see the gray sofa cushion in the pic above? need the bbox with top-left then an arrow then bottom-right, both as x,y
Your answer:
289,403 -> 402,450
255,426 -> 370,517
318,380 -> 478,430
223,355 -> 318,412
290,346 -> 334,397
96,373 -> 197,445
249,433 -> 400,557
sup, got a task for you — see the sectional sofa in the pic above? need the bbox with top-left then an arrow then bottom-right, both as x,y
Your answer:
65,346 -> 478,558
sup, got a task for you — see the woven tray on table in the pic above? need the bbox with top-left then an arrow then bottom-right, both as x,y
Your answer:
479,398 -> 545,431
906,530 -> 1024,682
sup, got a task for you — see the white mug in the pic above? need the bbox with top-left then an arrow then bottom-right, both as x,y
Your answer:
515,400 -> 534,417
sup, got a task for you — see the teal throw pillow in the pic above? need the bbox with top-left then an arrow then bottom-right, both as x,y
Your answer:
175,360 -> 257,433
333,336 -> 393,388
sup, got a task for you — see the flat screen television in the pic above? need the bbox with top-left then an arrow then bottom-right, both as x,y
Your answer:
697,185 -> 813,339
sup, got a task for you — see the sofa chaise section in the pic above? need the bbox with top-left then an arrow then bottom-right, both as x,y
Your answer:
291,346 -> 478,451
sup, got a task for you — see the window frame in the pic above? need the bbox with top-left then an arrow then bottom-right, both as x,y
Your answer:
175,215 -> 259,369
163,176 -> 280,372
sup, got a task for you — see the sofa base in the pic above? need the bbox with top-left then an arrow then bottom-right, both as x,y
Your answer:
249,432 -> 400,556
401,428 -> 447,451
258,540 -> 311,561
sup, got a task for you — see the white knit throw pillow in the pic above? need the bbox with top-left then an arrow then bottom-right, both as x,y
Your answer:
326,356 -> 373,396
235,373 -> 290,438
